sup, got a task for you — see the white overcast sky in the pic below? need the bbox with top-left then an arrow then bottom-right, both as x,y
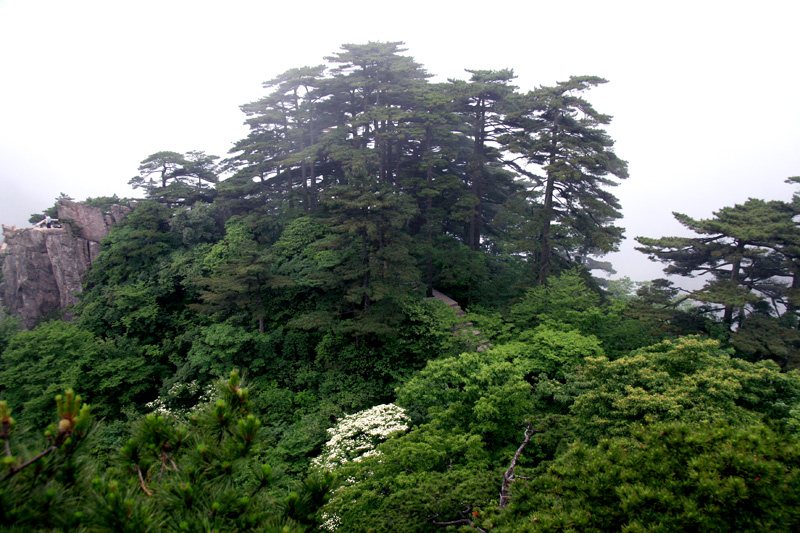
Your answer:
1,0 -> 799,283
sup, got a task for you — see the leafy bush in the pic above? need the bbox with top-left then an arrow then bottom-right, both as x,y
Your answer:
499,422 -> 800,532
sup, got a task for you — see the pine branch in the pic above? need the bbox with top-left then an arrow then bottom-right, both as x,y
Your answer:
158,458 -> 167,483
1,445 -> 57,482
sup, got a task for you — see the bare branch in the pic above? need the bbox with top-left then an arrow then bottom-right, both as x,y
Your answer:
431,518 -> 486,532
499,424 -> 541,509
165,452 -> 179,472
137,466 -> 153,497
429,504 -> 487,532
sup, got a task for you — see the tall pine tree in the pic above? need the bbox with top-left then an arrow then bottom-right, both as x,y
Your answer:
504,76 -> 628,283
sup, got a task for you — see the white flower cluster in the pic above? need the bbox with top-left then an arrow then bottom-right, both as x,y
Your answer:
321,512 -> 342,531
312,403 -> 410,471
145,380 -> 214,418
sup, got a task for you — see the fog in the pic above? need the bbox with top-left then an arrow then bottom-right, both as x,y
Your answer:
2,0 -> 798,283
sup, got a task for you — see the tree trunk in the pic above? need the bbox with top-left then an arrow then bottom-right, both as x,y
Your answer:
286,166 -> 293,210
301,161 -> 308,211
255,288 -> 265,334
723,240 -> 746,326
469,101 -> 486,251
424,125 -> 434,294
790,264 -> 800,329
538,111 -> 561,285
309,113 -> 317,212
362,231 -> 370,311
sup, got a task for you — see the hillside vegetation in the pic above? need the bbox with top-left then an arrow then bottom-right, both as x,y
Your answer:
2,42 -> 800,531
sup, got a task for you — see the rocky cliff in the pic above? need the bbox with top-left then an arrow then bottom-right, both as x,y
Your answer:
0,200 -> 132,329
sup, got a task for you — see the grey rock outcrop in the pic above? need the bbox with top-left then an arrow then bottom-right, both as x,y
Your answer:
0,200 -> 132,329
57,199 -> 129,244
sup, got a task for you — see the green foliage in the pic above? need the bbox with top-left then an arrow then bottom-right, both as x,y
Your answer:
320,182 -> 420,319
0,312 -> 20,355
624,278 -> 711,340
185,322 -> 274,379
510,268 -> 601,332
323,425 -> 498,533
0,390 -> 96,531
194,217 -> 287,332
636,198 -> 800,331
317,325 -> 610,531
129,150 -> 219,205
82,193 -> 128,210
503,76 -> 628,283
86,200 -> 178,287
731,314 -> 800,370
16,43 -> 800,531
0,372 -> 335,532
397,348 -> 535,452
427,236 -> 491,301
463,307 -> 515,343
390,296 -> 466,362
506,269 -> 657,357
272,216 -> 328,262
312,337 -> 545,529
567,336 -> 800,441
169,202 -> 224,246
498,422 -> 800,532
604,276 -> 639,302
0,320 -> 164,425
0,321 -> 100,426
514,326 -> 604,379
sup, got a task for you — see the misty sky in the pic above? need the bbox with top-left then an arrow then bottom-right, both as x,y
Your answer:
1,0 -> 798,283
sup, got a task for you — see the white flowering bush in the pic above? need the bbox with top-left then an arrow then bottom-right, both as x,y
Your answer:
144,380 -> 214,418
312,403 -> 410,471
315,403 -> 411,531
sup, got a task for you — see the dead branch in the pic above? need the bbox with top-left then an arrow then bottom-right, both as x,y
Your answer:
499,424 -> 541,509
166,452 -> 179,472
431,517 -> 485,532
137,465 -> 153,496
430,503 -> 486,532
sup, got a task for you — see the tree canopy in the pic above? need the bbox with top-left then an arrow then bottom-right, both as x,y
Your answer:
4,41 -> 800,532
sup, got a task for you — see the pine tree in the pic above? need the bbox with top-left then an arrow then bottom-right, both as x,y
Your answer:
0,373 -> 335,531
449,69 -> 519,252
636,198 -> 798,328
193,218 -> 288,333
223,66 -> 327,217
504,76 -> 628,283
129,150 -> 219,205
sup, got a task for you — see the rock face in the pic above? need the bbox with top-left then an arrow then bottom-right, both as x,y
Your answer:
0,200 -> 132,329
